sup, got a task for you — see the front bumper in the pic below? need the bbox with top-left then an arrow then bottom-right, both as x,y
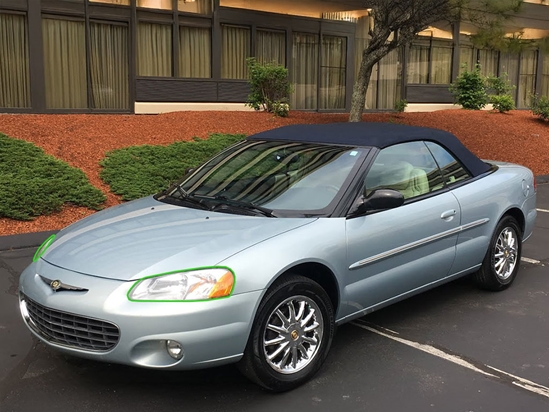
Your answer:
19,260 -> 262,369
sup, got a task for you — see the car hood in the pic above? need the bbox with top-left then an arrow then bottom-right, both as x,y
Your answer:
42,197 -> 316,281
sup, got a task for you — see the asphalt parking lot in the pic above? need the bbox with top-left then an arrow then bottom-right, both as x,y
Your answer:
1,183 -> 548,412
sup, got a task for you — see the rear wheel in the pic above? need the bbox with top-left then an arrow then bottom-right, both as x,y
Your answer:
238,274 -> 335,392
474,215 -> 522,291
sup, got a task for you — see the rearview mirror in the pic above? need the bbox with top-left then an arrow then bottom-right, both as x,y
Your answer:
348,189 -> 404,218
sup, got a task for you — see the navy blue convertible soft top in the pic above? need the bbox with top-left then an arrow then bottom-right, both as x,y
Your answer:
248,122 -> 491,178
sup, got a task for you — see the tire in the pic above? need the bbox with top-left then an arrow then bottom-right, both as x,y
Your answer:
238,274 -> 335,392
474,215 -> 522,291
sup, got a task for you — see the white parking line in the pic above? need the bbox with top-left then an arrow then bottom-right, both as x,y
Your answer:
536,208 -> 549,213
521,257 -> 541,265
486,365 -> 549,399
351,321 -> 549,399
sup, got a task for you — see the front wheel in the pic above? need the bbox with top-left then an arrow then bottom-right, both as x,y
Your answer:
474,215 -> 522,291
238,274 -> 335,392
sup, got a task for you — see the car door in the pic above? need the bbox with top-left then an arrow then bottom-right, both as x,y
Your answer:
423,141 -> 491,275
343,141 -> 461,317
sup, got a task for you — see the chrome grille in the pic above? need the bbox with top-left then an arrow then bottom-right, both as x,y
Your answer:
21,294 -> 119,352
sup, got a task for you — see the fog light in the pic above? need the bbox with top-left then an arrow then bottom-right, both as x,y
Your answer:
19,298 -> 30,320
166,340 -> 184,360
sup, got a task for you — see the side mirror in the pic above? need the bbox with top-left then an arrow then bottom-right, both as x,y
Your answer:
185,167 -> 196,175
348,189 -> 404,218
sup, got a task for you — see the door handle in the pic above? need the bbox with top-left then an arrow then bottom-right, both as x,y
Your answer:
441,209 -> 457,220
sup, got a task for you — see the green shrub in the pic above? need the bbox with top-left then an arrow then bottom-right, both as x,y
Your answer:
486,73 -> 515,96
0,134 -> 106,220
449,64 -> 488,110
246,58 -> 292,116
394,99 -> 408,113
530,94 -> 549,121
490,94 -> 515,113
100,133 -> 245,201
272,101 -> 290,117
486,73 -> 516,113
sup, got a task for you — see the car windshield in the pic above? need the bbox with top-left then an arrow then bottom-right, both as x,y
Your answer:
165,140 -> 368,215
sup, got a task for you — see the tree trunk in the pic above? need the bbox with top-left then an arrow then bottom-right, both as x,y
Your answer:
349,52 -> 376,122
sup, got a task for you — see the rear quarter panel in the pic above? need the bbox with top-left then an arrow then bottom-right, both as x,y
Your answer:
450,164 -> 536,275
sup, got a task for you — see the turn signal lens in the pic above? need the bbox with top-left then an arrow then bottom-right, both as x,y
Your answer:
209,272 -> 235,299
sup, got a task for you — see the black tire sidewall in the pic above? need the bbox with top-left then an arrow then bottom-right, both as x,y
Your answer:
248,276 -> 335,391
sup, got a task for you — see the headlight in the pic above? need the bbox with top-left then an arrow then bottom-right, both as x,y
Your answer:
128,267 -> 235,301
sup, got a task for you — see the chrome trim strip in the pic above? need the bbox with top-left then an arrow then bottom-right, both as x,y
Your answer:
349,218 -> 490,270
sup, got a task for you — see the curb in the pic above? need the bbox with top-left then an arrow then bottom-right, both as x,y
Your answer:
0,230 -> 58,252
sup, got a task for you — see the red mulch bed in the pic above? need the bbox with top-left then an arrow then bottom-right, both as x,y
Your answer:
0,110 -> 548,235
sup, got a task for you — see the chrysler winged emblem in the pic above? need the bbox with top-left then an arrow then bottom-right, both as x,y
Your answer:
50,279 -> 62,291
39,275 -> 88,293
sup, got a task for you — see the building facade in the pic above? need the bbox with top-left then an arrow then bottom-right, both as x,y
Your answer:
1,0 -> 548,114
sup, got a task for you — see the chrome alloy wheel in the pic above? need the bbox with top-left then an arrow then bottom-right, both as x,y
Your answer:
263,295 -> 323,374
494,227 -> 518,280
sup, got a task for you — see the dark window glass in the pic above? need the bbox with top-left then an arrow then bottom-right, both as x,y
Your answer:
408,39 -> 452,85
90,22 -> 129,109
365,141 -> 443,199
221,25 -> 250,79
0,13 -> 30,108
179,26 -> 211,78
43,18 -> 87,109
292,33 -> 318,109
320,35 -> 347,109
425,141 -> 471,186
137,22 -> 172,77
256,29 -> 285,66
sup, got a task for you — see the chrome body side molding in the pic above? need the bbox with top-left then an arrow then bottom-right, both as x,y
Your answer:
349,218 -> 490,270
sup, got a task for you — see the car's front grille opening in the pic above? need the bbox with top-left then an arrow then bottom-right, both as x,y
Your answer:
21,294 -> 120,352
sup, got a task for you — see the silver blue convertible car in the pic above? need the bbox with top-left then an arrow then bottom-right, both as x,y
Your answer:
19,122 -> 537,391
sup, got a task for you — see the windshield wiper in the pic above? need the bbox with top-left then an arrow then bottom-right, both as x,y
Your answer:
195,195 -> 276,217
157,186 -> 210,210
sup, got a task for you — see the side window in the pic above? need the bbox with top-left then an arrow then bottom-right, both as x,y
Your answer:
365,142 -> 443,200
425,142 -> 471,186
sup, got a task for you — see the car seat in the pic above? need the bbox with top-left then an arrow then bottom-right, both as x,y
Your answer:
366,160 -> 429,199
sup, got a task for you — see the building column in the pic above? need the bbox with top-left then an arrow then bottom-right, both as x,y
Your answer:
212,0 -> 221,81
27,0 -> 46,112
451,21 -> 460,82
535,48 -> 544,96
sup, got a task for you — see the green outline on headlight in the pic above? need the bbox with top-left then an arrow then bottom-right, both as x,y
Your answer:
126,266 -> 236,302
32,234 -> 56,262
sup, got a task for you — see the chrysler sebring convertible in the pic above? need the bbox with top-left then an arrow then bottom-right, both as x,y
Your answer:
19,122 -> 537,391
